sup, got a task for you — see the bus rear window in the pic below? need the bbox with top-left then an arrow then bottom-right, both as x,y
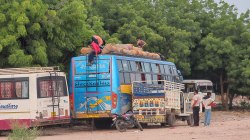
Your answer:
0,78 -> 29,100
37,76 -> 67,98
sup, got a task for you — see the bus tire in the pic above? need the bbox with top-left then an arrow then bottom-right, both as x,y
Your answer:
187,114 -> 194,126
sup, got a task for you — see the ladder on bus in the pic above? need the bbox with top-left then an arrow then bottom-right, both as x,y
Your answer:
49,71 -> 61,118
86,54 -> 100,113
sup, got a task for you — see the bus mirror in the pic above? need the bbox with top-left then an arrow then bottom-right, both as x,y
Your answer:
177,70 -> 181,76
177,70 -> 183,81
179,76 -> 183,81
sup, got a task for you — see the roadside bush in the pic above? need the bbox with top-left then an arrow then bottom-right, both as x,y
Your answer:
240,101 -> 250,110
8,121 -> 39,140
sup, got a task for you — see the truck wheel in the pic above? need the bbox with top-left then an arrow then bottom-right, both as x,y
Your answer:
168,113 -> 176,127
187,114 -> 194,126
161,123 -> 167,127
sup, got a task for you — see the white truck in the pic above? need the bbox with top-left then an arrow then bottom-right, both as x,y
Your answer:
132,80 -> 193,126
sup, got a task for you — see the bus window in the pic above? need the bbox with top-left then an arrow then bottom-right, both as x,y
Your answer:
151,63 -> 159,73
136,62 -> 142,72
160,65 -> 165,74
122,60 -> 130,71
152,75 -> 158,84
141,73 -> 146,81
164,65 -> 170,75
124,72 -> 131,84
156,64 -> 160,73
145,74 -> 152,84
119,73 -> 125,84
172,66 -> 177,75
0,79 -> 29,99
136,73 -> 142,81
130,73 -> 136,82
169,66 -> 172,75
0,82 -> 13,99
185,84 -> 195,93
152,75 -> 157,81
130,61 -> 137,72
37,76 -> 67,98
15,81 -> 29,98
117,60 -> 123,71
143,63 -> 151,73
165,75 -> 172,81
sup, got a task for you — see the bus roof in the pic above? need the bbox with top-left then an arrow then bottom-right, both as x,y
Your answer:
72,54 -> 175,65
182,80 -> 213,86
0,66 -> 60,75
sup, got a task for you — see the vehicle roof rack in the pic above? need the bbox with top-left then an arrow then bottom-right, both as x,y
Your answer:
0,66 -> 60,75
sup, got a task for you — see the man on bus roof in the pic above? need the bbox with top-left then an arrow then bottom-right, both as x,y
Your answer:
87,35 -> 105,66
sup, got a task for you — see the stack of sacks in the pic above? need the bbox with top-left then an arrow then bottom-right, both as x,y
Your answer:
80,47 -> 92,55
80,44 -> 161,60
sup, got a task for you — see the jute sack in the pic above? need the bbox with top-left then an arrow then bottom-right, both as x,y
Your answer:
122,49 -> 131,55
133,47 -> 142,51
80,47 -> 92,55
154,53 -> 161,60
139,50 -> 144,56
130,50 -> 138,55
102,44 -> 113,54
113,44 -> 134,50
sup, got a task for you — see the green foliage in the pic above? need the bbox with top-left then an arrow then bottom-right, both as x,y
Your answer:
0,0 -> 249,95
8,121 -> 39,140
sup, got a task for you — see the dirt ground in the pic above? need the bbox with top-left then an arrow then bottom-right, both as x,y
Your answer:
1,111 -> 250,140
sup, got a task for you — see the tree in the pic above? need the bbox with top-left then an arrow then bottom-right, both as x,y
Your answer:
0,0 -> 91,69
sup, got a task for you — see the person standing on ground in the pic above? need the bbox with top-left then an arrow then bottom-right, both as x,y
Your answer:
192,90 -> 201,126
87,35 -> 104,65
204,92 -> 214,126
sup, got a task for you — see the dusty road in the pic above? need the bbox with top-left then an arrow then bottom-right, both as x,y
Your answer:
1,111 -> 250,140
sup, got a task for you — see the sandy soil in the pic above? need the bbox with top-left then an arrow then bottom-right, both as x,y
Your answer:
1,111 -> 250,140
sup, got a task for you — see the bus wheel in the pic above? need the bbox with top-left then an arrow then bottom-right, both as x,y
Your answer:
161,123 -> 167,127
187,114 -> 194,126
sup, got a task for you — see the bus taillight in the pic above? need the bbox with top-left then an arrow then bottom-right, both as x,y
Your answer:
111,92 -> 117,109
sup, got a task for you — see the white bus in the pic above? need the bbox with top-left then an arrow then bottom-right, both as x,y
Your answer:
182,79 -> 216,100
0,67 -> 70,130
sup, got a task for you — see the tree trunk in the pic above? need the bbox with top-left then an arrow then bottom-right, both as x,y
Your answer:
225,87 -> 229,111
220,74 -> 225,109
228,93 -> 235,110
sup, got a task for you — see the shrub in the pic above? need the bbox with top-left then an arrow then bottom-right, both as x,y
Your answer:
8,121 -> 39,140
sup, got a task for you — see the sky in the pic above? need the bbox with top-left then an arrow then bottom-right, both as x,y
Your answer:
214,0 -> 250,14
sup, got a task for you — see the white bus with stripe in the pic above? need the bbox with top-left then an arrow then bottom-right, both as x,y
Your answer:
0,67 -> 70,130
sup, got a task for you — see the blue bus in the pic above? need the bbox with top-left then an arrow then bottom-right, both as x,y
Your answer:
68,54 -> 183,126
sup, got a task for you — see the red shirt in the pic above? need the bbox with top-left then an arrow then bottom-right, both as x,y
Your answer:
91,41 -> 101,54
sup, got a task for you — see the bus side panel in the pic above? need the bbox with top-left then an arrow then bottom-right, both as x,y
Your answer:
0,99 -> 32,130
110,56 -> 121,115
68,59 -> 74,116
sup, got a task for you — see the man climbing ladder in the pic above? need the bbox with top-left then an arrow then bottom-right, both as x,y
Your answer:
87,35 -> 105,66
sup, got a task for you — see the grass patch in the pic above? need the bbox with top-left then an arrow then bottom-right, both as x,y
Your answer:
8,121 -> 39,140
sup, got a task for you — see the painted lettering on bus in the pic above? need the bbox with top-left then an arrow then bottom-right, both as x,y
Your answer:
75,81 -> 110,88
0,103 -> 18,110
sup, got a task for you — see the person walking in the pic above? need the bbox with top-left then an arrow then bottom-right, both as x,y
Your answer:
204,92 -> 214,126
192,90 -> 201,126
